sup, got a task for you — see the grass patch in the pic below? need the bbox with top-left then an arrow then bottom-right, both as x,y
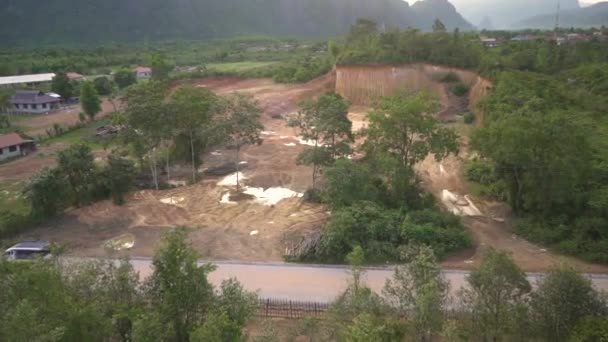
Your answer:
42,117 -> 114,150
206,61 -> 278,73
0,181 -> 33,241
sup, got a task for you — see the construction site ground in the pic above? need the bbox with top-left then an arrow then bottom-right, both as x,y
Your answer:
9,68 -> 608,273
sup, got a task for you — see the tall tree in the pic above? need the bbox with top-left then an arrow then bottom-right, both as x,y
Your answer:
57,143 -> 97,207
123,81 -> 168,190
170,86 -> 219,183
52,72 -> 74,99
145,228 -> 216,342
383,246 -> 448,342
223,93 -> 263,191
104,151 -> 136,205
530,265 -> 608,341
114,68 -> 137,90
461,248 -> 531,341
93,76 -> 113,96
432,19 -> 447,33
80,81 -> 102,121
151,54 -> 172,81
24,167 -> 70,218
289,92 -> 353,190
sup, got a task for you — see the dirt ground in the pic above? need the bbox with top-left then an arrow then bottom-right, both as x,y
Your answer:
12,98 -> 116,138
14,68 -> 608,273
0,98 -> 116,183
23,75 -> 335,261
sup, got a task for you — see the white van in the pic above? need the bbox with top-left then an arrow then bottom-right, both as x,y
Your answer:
3,241 -> 51,261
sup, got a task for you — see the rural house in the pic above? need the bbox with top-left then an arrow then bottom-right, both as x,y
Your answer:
67,72 -> 84,82
135,66 -> 152,80
0,73 -> 56,88
0,133 -> 35,161
10,90 -> 61,114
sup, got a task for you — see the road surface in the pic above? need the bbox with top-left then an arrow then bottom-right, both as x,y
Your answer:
117,259 -> 608,303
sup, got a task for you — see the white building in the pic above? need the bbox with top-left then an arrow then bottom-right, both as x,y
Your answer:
0,73 -> 56,88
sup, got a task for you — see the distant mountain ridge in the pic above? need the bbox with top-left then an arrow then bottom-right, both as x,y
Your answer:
515,2 -> 608,29
0,0 -> 472,46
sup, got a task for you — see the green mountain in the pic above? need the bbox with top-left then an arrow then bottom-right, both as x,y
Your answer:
515,2 -> 608,29
0,0 -> 472,46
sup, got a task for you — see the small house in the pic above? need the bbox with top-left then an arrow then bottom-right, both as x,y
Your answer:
10,90 -> 61,114
135,67 -> 152,81
67,72 -> 84,82
480,36 -> 501,48
0,133 -> 35,161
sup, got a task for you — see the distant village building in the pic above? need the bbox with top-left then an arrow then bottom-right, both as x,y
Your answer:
480,36 -> 501,47
511,34 -> 537,42
10,90 -> 61,114
0,73 -> 56,88
0,133 -> 35,161
67,72 -> 84,82
135,67 -> 152,81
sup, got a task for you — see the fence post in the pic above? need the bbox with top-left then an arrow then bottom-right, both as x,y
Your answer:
266,298 -> 270,317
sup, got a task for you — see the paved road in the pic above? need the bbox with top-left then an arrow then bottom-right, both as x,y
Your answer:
121,259 -> 608,303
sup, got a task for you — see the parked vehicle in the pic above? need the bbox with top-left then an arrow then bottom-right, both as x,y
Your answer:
3,241 -> 51,261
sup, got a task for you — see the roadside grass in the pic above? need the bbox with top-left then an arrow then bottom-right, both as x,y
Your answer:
206,61 -> 278,73
0,180 -> 33,243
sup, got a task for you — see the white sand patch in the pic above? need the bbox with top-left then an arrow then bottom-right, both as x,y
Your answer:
160,197 -> 185,205
217,172 -> 247,186
239,161 -> 248,165
284,143 -> 296,147
280,136 -> 290,139
439,164 -> 447,175
211,151 -> 222,156
261,131 -> 276,135
297,138 -> 317,146
441,190 -> 482,217
220,193 -> 237,205
244,187 -> 303,206
250,230 -> 259,236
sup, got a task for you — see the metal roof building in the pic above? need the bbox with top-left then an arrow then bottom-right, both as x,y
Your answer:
0,73 -> 56,86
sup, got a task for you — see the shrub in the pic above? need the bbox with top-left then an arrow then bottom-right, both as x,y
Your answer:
451,83 -> 470,97
464,111 -> 475,124
439,72 -> 460,83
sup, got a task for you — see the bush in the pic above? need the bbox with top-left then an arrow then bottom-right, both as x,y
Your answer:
464,111 -> 475,124
451,83 -> 470,97
309,202 -> 471,263
93,76 -> 113,96
439,72 -> 460,83
464,159 -> 494,184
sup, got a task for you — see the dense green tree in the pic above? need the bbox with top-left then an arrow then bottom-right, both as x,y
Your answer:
530,265 -> 607,341
93,76 -> 113,96
104,151 -> 136,205
57,144 -> 97,207
322,159 -> 384,208
145,228 -> 216,342
432,19 -> 447,33
289,92 -> 353,190
383,246 -> 448,341
223,93 -> 263,191
461,249 -> 532,341
114,68 -> 137,89
52,72 -> 74,99
24,167 -> 69,218
151,54 -> 172,81
80,80 -> 102,121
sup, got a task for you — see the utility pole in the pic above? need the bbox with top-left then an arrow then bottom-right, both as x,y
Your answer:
554,0 -> 561,41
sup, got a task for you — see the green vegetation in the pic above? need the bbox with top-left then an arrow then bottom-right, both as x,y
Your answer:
292,92 -> 469,263
80,81 -> 101,121
0,229 -> 258,342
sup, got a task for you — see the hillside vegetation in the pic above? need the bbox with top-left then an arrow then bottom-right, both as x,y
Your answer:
0,0 -> 471,46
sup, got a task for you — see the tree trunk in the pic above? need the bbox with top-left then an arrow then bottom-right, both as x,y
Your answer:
166,144 -> 171,184
189,130 -> 196,184
152,148 -> 159,190
236,144 -> 241,192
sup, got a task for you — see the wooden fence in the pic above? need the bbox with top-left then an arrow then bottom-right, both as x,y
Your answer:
258,298 -> 329,319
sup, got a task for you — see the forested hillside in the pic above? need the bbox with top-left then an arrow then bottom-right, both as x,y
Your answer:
516,2 -> 608,29
0,0 -> 472,46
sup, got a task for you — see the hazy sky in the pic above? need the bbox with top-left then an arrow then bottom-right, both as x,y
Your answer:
411,0 -> 603,5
